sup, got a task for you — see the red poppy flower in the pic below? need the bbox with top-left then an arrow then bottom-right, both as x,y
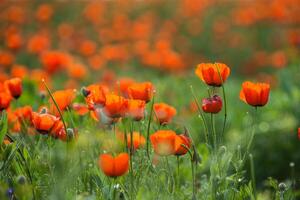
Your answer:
174,134 -> 192,156
116,78 -> 135,97
298,128 -> 300,140
49,89 -> 76,116
202,95 -> 223,114
98,153 -> 129,177
32,112 -> 59,134
150,130 -> 177,156
85,84 -> 107,109
128,82 -> 154,103
5,78 -> 22,99
126,99 -> 146,121
50,120 -> 67,141
14,106 -> 33,123
240,81 -> 270,107
154,103 -> 177,125
103,94 -> 128,118
195,63 -> 230,87
0,92 -> 12,111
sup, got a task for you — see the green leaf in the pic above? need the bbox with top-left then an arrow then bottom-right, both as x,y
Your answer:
0,111 -> 8,144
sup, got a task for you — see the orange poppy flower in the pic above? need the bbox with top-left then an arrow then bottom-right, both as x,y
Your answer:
32,112 -> 59,134
103,94 -> 128,118
0,92 -> 12,111
5,78 -> 22,99
127,82 -> 154,103
67,63 -> 87,80
298,128 -> 300,140
174,134 -> 192,156
49,89 -> 76,116
6,33 -> 22,50
72,103 -> 89,116
195,63 -> 230,87
154,103 -> 177,125
41,51 -> 71,74
0,51 -> 14,68
27,34 -> 50,54
14,106 -> 33,123
240,81 -> 270,107
126,99 -> 146,121
35,4 -> 53,22
150,130 -> 177,156
118,131 -> 146,150
11,65 -> 28,78
79,40 -> 97,56
85,84 -> 107,109
98,153 -> 129,177
50,120 -> 67,141
116,78 -> 135,97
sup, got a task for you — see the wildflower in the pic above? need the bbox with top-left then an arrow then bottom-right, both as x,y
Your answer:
154,103 -> 177,125
298,128 -> 300,140
5,77 -> 22,99
202,95 -> 223,114
98,153 -> 129,177
49,89 -> 76,116
14,106 -> 33,124
116,78 -> 135,97
0,92 -> 12,111
84,84 -> 107,109
240,81 -> 270,107
174,134 -> 192,156
195,63 -> 230,87
126,99 -> 146,121
31,112 -> 59,134
128,82 -> 154,103
103,94 -> 128,118
118,132 -> 146,150
72,103 -> 89,116
150,130 -> 177,156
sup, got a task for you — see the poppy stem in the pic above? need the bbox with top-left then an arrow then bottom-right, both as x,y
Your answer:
177,156 -> 180,188
249,154 -> 257,200
181,144 -> 196,199
190,85 -> 209,145
42,80 -> 68,137
146,96 -> 155,160
215,63 -> 227,145
211,113 -> 217,151
130,120 -> 134,200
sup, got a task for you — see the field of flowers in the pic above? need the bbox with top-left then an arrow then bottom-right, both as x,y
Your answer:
0,0 -> 299,200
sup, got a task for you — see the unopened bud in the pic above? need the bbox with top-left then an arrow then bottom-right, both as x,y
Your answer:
81,87 -> 90,97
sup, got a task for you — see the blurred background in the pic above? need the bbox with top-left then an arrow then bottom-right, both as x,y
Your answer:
0,0 -> 299,189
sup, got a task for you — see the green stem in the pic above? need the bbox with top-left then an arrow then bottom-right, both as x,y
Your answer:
249,154 -> 257,200
211,113 -> 217,151
177,156 -> 180,188
130,120 -> 134,200
190,85 -> 209,144
215,63 -> 227,144
42,80 -> 68,135
146,96 -> 155,160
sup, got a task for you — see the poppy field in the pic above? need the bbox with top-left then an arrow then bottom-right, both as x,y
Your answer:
0,0 -> 300,200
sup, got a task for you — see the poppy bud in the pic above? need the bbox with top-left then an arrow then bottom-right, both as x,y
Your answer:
81,87 -> 90,97
201,95 -> 222,114
5,78 -> 22,99
67,128 -> 75,140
